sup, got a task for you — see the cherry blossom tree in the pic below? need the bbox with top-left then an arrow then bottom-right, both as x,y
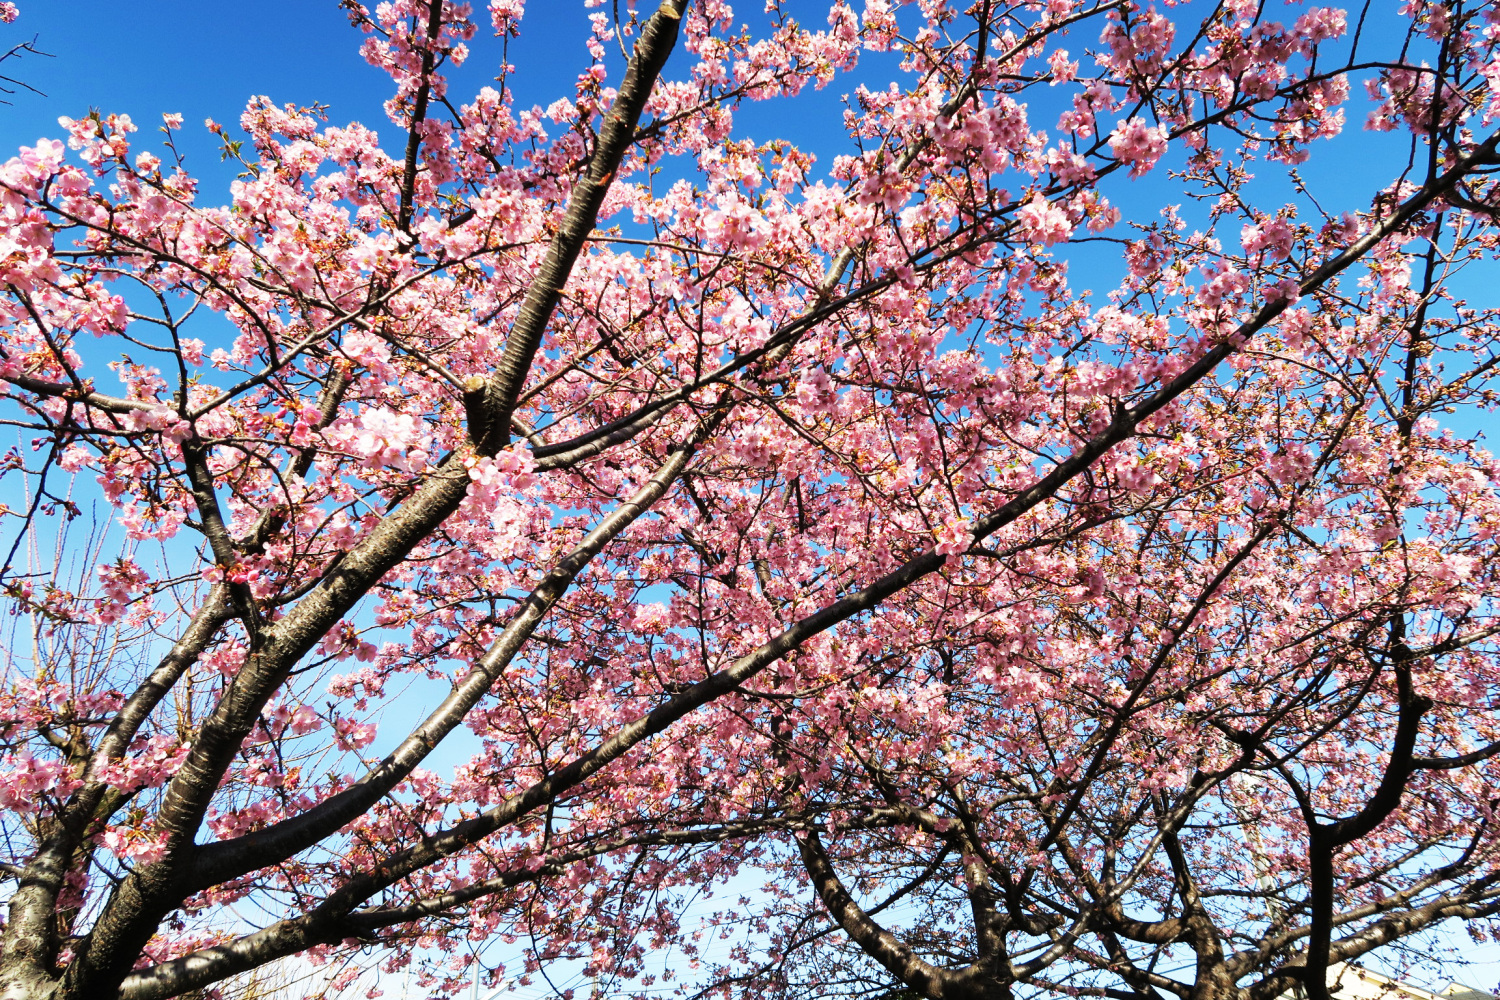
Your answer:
0,1 -> 1498,999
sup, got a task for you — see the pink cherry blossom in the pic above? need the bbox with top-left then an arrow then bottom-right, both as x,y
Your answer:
1017,195 -> 1074,246
0,3 -> 1494,1000
1108,116 -> 1169,177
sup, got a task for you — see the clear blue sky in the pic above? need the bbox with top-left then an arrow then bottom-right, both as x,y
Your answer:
0,0 -> 863,199
0,0 -> 605,192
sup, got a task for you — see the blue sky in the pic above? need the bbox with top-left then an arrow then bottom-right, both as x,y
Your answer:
0,0 -> 1453,298
0,0 -> 599,188
0,0 -> 861,197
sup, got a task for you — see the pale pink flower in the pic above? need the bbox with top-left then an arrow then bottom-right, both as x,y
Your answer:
1017,195 -> 1074,246
934,520 -> 974,557
1109,117 -> 1169,177
1048,48 -> 1077,84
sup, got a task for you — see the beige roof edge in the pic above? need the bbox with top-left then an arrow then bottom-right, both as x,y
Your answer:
1311,963 -> 1497,1000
